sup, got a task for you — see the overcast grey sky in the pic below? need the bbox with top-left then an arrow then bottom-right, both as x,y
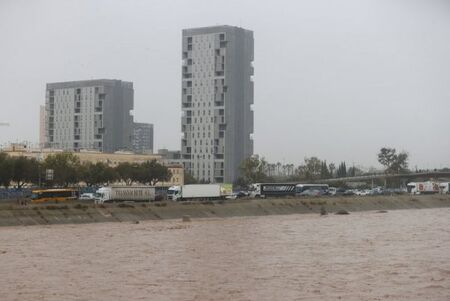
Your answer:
0,0 -> 449,169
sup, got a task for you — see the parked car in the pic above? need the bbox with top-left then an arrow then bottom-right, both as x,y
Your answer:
369,187 -> 384,195
354,189 -> 370,196
343,190 -> 355,196
335,188 -> 347,196
79,193 -> 95,200
327,187 -> 337,196
299,189 -> 323,197
236,191 -> 249,198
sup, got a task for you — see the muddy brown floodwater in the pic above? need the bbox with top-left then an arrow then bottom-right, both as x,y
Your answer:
1,208 -> 450,301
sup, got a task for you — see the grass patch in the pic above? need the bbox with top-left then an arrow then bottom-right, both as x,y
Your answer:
45,205 -> 69,210
73,204 -> 88,210
118,203 -> 134,208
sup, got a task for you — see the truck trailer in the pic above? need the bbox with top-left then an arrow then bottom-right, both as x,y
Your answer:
95,186 -> 156,204
406,182 -> 440,195
249,183 -> 298,198
167,184 -> 232,201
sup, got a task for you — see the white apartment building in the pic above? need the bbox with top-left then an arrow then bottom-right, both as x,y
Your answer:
181,26 -> 254,183
45,79 -> 134,152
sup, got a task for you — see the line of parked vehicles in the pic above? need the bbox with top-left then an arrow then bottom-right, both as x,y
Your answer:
247,183 -> 383,198
28,184 -> 234,204
26,180 -> 449,204
248,181 -> 450,198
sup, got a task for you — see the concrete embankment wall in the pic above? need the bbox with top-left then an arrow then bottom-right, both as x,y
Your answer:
0,195 -> 449,227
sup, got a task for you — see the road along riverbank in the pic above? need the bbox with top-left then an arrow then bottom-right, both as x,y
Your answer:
0,194 -> 449,227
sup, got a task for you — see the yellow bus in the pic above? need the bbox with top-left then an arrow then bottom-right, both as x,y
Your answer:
31,189 -> 78,204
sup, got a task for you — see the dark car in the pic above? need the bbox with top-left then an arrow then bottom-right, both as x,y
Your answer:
343,190 -> 355,196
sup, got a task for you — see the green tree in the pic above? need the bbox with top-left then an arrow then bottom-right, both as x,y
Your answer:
44,153 -> 81,187
11,156 -> 40,188
115,162 -> 138,185
184,171 -> 197,184
377,147 -> 409,174
297,157 -> 322,181
347,166 -> 362,177
328,163 -> 336,178
0,153 -> 14,188
336,162 -> 347,178
239,155 -> 270,185
137,160 -> 172,185
320,160 -> 331,179
81,162 -> 117,186
25,157 -> 41,186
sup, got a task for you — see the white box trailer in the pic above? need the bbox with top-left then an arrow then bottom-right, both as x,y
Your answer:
167,184 -> 232,201
95,186 -> 156,203
406,182 -> 440,195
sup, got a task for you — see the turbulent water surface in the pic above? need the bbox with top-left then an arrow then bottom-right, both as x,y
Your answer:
1,208 -> 450,301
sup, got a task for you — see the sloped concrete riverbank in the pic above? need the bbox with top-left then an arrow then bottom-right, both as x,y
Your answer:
0,194 -> 449,227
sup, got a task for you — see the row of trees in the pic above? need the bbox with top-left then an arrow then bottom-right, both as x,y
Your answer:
236,155 -> 363,185
0,152 -> 172,188
237,147 -> 410,186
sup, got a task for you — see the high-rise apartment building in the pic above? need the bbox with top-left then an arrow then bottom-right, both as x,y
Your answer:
181,26 -> 254,183
45,79 -> 134,153
132,122 -> 154,154
39,105 -> 46,148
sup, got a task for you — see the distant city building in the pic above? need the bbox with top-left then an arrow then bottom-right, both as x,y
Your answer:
158,148 -> 181,160
39,105 -> 46,148
45,79 -> 134,152
181,25 -> 254,183
132,122 -> 154,154
157,148 -> 182,165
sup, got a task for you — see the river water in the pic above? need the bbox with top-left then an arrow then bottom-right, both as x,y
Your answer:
1,208 -> 450,301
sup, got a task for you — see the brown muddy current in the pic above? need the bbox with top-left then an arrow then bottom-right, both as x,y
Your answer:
1,208 -> 450,301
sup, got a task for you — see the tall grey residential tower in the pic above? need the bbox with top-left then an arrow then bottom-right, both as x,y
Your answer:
132,122 -> 154,154
45,79 -> 134,153
181,25 -> 254,183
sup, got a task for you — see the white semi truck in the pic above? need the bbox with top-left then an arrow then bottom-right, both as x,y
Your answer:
95,186 -> 156,204
167,184 -> 233,201
439,182 -> 450,194
406,181 -> 440,195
